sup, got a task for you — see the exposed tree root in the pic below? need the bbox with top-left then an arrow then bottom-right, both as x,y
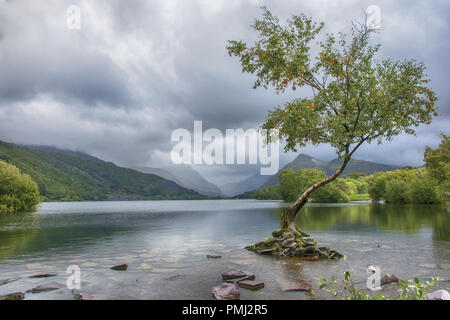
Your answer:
245,226 -> 343,260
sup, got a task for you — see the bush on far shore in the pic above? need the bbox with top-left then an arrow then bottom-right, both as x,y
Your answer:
0,160 -> 41,214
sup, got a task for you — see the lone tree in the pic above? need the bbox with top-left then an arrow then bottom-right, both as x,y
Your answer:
227,8 -> 437,259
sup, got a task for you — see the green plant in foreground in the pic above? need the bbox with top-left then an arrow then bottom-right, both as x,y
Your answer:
316,271 -> 445,300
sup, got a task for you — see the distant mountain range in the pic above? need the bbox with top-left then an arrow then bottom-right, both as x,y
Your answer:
0,139 -> 402,200
134,165 -> 224,197
221,153 -> 401,196
0,140 -> 203,201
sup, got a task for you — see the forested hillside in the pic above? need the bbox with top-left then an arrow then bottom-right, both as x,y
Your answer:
0,140 -> 203,201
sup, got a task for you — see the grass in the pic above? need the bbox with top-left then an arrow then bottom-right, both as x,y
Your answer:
349,193 -> 371,201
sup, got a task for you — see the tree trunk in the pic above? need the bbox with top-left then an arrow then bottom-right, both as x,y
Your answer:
280,154 -> 351,232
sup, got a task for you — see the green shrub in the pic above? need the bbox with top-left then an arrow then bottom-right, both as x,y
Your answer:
407,178 -> 440,204
310,183 -> 349,203
0,160 -> 40,213
385,180 -> 409,203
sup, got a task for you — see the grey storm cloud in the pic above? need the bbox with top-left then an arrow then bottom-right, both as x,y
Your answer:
0,0 -> 448,184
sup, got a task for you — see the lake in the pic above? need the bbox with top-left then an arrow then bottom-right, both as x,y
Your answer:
0,200 -> 449,299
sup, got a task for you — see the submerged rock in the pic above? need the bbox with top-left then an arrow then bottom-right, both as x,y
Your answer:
111,264 -> 128,271
211,283 -> 240,300
0,292 -> 25,300
280,282 -> 311,292
0,277 -> 20,286
29,273 -> 57,278
380,274 -> 399,286
221,270 -> 255,281
206,255 -> 222,259
73,293 -> 93,300
26,282 -> 65,294
425,290 -> 450,300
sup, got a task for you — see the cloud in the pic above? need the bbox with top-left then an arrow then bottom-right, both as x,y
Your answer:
0,0 -> 448,184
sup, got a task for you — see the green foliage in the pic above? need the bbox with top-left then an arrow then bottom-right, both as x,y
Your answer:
0,160 -> 40,213
309,182 -> 349,203
317,271 -> 444,300
368,167 -> 442,204
228,7 -> 437,156
253,185 -> 282,200
424,133 -> 450,200
348,193 -> 370,201
275,168 -> 349,203
0,140 -> 203,201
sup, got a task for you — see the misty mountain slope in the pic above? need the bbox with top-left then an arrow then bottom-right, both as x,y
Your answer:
0,140 -> 203,201
321,158 -> 400,176
134,165 -> 224,197
220,173 -> 270,197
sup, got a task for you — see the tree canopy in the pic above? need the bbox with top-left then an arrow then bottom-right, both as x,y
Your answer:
227,7 -> 437,158
0,160 -> 41,214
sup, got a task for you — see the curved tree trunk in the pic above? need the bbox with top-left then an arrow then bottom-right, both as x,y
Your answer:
280,154 -> 351,232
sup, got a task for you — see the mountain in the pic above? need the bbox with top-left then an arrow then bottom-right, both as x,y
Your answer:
220,173 -> 270,197
134,165 -> 224,197
222,153 -> 401,196
0,140 -> 203,201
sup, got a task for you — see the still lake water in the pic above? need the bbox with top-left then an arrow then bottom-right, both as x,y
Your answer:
0,200 -> 449,299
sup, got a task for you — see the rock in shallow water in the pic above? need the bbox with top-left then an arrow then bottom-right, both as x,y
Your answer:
425,290 -> 450,300
111,264 -> 128,271
0,277 -> 20,286
280,282 -> 311,292
29,273 -> 57,278
26,282 -> 65,294
380,274 -> 399,286
221,270 -> 255,281
211,283 -> 240,300
0,292 -> 25,300
238,280 -> 264,291
206,255 -> 222,259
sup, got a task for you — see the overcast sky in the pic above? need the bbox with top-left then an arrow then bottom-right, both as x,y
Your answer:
0,0 -> 448,185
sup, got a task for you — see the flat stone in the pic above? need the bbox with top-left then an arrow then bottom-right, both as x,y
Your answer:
380,274 -> 399,286
29,273 -> 57,278
222,270 -> 255,281
425,290 -> 450,300
281,282 -> 311,292
238,280 -> 264,291
111,264 -> 128,271
0,292 -> 25,300
207,255 -> 222,259
211,283 -> 240,300
26,281 -> 65,294
0,277 -> 20,286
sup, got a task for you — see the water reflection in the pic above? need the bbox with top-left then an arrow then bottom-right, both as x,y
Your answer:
291,203 -> 450,241
0,200 -> 448,300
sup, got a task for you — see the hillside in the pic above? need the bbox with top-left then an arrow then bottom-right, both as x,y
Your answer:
0,140 -> 203,201
134,165 -> 224,197
220,153 -> 401,196
260,154 -> 401,189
